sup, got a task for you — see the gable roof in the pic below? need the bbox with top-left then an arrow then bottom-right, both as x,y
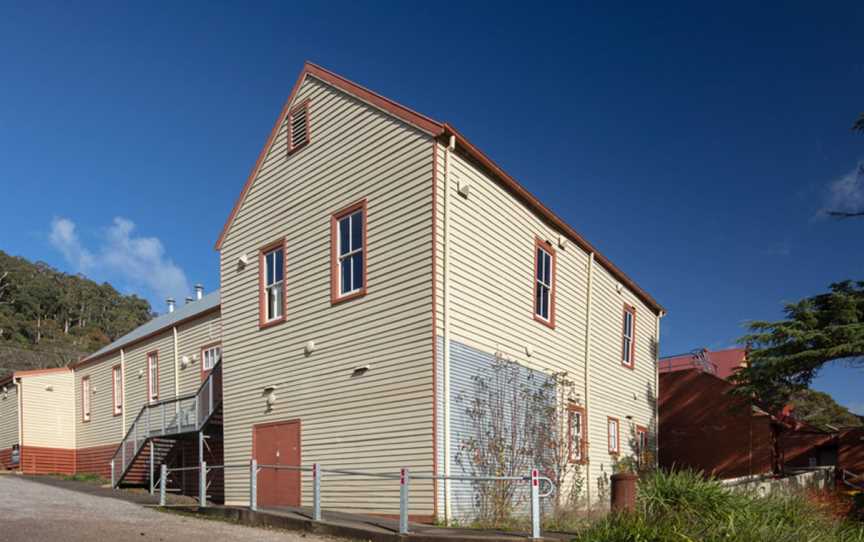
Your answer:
72,290 -> 220,369
215,62 -> 664,315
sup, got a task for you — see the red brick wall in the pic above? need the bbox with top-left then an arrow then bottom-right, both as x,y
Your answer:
20,446 -> 75,475
75,443 -> 118,479
660,369 -> 774,479
0,447 -> 15,470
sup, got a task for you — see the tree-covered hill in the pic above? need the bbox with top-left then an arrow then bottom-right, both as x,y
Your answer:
0,250 -> 153,376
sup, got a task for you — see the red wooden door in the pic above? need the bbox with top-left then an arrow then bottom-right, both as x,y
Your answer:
254,420 -> 301,507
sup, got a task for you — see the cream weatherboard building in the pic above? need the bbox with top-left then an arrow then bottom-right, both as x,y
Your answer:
0,290 -> 222,486
215,62 -> 664,520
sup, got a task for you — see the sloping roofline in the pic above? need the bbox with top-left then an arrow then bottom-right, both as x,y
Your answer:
71,290 -> 221,370
214,62 -> 664,314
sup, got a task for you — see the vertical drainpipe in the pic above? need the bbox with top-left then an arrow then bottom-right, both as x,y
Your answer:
173,326 -> 180,398
582,252 -> 595,510
654,311 -> 664,469
16,378 -> 23,456
120,348 -> 126,438
443,133 -> 456,522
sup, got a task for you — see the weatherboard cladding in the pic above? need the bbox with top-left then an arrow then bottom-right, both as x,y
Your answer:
0,384 -> 18,452
20,371 -> 75,449
435,145 -> 657,505
74,352 -> 123,448
219,75 -> 435,513
177,310 -> 222,395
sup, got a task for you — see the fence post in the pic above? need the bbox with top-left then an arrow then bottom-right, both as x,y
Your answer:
110,460 -> 115,488
312,463 -> 321,521
199,460 -> 207,508
530,468 -> 540,540
399,468 -> 410,535
159,464 -> 167,506
250,459 -> 257,512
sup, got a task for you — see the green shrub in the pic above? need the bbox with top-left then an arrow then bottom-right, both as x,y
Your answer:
573,470 -> 864,542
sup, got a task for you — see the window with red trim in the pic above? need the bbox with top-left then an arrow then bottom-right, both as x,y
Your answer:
533,239 -> 556,327
82,376 -> 91,422
608,417 -> 620,454
287,100 -> 310,154
260,242 -> 286,325
636,425 -> 649,464
147,352 -> 159,402
622,304 -> 636,368
568,405 -> 587,463
331,200 -> 367,303
112,365 -> 122,416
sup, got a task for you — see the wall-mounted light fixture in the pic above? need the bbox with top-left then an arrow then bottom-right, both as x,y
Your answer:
304,340 -> 316,356
525,345 -> 534,357
138,368 -> 145,378
352,365 -> 370,377
45,385 -> 54,392
181,355 -> 190,369
237,253 -> 249,270
263,386 -> 277,410
558,235 -> 567,250
457,180 -> 471,198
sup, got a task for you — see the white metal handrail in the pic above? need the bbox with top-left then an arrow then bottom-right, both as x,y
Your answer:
243,460 -> 555,539
110,360 -> 223,487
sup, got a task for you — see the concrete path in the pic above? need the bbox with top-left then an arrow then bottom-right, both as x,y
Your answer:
0,475 -> 346,542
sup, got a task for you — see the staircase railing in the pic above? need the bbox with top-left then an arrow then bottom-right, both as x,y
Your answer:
841,469 -> 864,491
111,360 -> 223,486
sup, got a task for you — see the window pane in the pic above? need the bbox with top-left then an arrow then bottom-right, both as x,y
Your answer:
352,253 -> 364,289
340,257 -> 352,294
339,217 -> 350,256
267,287 -> 276,320
274,284 -> 283,318
274,249 -> 284,283
543,252 -> 551,284
536,249 -> 543,281
265,252 -> 274,286
351,211 -> 363,251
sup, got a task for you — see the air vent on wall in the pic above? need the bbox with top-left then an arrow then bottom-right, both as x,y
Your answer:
288,101 -> 310,154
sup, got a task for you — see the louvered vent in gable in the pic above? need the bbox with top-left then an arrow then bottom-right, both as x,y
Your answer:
288,101 -> 310,154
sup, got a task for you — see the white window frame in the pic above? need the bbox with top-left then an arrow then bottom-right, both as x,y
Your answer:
336,209 -> 365,297
534,242 -> 554,324
112,366 -> 122,415
147,352 -> 158,402
264,246 -> 285,322
82,377 -> 91,422
608,417 -> 620,454
622,306 -> 635,367
569,408 -> 584,462
202,344 -> 221,373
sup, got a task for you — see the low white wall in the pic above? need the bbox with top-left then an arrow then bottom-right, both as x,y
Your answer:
721,467 -> 834,496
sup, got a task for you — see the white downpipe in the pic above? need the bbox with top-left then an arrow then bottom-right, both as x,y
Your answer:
654,310 -> 664,467
582,252 -> 595,510
443,133 -> 456,522
16,379 -> 22,451
173,326 -> 180,398
120,348 -> 126,438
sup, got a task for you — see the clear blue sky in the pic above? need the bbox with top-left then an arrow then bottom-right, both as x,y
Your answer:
0,1 -> 861,412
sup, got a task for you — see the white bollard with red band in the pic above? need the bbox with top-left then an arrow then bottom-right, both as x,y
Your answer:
530,468 -> 541,539
399,468 -> 410,534
312,463 -> 322,522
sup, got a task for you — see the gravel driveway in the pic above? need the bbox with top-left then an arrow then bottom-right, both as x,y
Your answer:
0,475 -> 344,542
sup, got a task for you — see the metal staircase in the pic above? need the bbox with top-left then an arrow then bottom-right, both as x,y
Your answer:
111,360 -> 222,487
841,469 -> 864,491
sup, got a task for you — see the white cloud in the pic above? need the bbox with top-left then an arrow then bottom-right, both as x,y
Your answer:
49,217 -> 191,307
819,162 -> 864,217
